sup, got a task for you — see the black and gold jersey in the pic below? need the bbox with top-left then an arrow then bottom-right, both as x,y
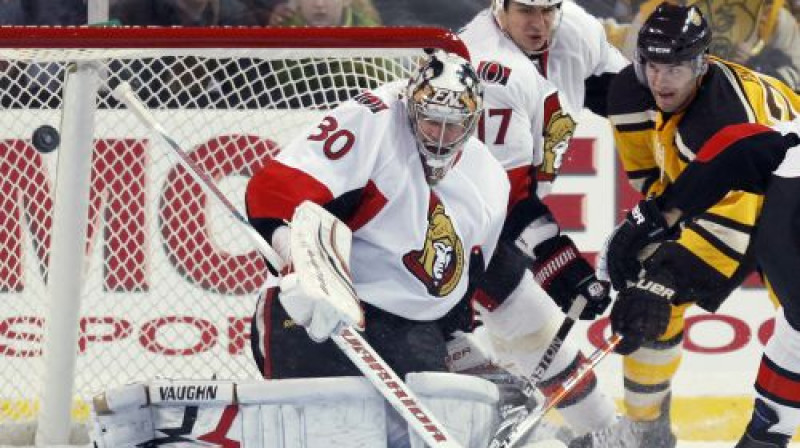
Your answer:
608,57 -> 800,303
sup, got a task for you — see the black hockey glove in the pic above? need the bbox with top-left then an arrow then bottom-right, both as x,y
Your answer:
531,235 -> 611,320
610,270 -> 676,355
604,198 -> 675,291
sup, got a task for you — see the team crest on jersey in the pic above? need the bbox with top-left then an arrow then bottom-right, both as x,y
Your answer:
539,93 -> 576,181
477,61 -> 512,85
403,195 -> 464,297
353,91 -> 388,113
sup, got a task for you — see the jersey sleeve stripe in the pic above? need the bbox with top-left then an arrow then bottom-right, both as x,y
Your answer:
344,180 -> 388,232
245,160 -> 334,220
684,222 -> 746,263
696,211 -> 758,234
691,218 -> 751,256
506,165 -> 534,210
695,123 -> 773,162
677,228 -> 741,277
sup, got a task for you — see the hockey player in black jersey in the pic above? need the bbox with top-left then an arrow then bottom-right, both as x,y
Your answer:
602,2 -> 800,447
604,120 -> 800,447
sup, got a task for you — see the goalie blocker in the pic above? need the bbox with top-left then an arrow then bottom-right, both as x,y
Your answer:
91,373 -> 501,448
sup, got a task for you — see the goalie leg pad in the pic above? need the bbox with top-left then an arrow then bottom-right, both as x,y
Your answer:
239,377 -> 387,448
92,378 -> 388,448
91,383 -> 153,448
405,372 -> 499,448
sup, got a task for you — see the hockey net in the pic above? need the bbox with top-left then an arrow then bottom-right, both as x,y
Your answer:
0,26 -> 468,445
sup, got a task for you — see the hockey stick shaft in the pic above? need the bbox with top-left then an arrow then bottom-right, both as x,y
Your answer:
521,294 -> 587,397
488,295 -> 588,446
112,81 -> 285,272
113,82 -> 462,448
333,328 -> 462,448
493,333 -> 622,448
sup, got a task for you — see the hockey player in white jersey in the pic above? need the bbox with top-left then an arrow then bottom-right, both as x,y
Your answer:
461,0 -> 627,118
457,1 -> 634,447
247,50 -> 502,378
245,51 -> 575,447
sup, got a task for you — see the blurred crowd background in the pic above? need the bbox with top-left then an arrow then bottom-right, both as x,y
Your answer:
0,0 -> 798,91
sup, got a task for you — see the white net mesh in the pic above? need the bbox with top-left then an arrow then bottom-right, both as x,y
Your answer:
0,26 -> 465,444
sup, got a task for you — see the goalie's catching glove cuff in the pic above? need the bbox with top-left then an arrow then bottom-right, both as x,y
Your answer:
610,270 -> 675,355
531,234 -> 611,320
278,201 -> 364,343
278,271 -> 364,343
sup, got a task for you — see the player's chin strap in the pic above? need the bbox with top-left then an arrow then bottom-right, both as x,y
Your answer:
112,81 -> 464,448
488,329 -> 622,448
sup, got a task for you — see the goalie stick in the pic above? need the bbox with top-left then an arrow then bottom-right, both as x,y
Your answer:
488,294 -> 587,446
490,333 -> 622,448
112,82 -> 464,448
111,82 -> 285,274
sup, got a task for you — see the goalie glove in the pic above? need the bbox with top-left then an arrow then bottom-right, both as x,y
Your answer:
601,198 -> 676,291
278,201 -> 364,343
531,235 -> 611,320
609,270 -> 675,355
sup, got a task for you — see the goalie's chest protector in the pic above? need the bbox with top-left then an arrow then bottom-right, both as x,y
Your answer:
277,84 -> 508,321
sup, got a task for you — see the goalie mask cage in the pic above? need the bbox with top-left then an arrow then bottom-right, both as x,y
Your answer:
0,26 -> 468,446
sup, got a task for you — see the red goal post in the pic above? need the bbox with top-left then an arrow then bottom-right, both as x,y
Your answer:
0,26 -> 468,445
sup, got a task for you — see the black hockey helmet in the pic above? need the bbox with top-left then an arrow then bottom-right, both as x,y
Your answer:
635,2 -> 711,81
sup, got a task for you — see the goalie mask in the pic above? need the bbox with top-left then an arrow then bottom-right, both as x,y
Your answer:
407,51 -> 483,184
492,0 -> 564,55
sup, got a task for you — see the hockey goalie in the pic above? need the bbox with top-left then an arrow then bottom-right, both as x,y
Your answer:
93,51 -> 578,447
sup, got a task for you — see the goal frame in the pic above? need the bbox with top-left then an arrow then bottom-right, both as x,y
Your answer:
0,26 -> 469,446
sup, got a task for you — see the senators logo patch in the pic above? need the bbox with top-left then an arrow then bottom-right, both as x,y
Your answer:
539,93 -> 576,181
403,195 -> 464,297
353,91 -> 388,113
477,61 -> 512,86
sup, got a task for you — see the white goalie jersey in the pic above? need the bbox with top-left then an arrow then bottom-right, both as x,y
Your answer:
246,81 -> 509,321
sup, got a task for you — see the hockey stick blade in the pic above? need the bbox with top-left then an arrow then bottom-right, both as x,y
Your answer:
490,333 -> 622,448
